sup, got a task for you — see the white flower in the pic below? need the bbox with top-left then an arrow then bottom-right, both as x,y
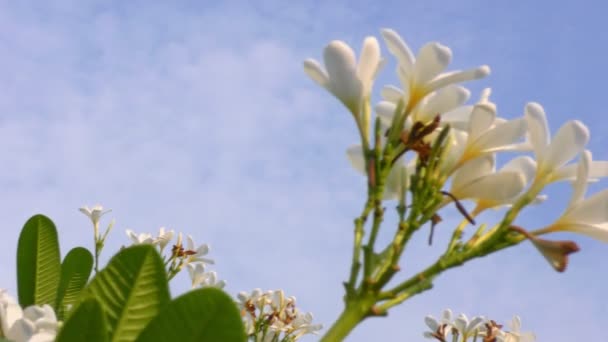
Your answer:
453,313 -> 486,339
497,316 -> 535,342
524,103 -> 589,182
376,84 -> 471,129
380,28 -> 489,111
185,235 -> 214,265
125,229 -> 156,245
541,150 -> 608,242
0,292 -> 59,342
291,312 -> 323,339
187,264 -> 225,289
303,37 -> 383,119
453,90 -> 528,168
79,204 -> 111,237
423,309 -> 453,339
1,290 -> 23,340
156,227 -> 174,252
237,289 -> 265,312
448,155 -> 528,210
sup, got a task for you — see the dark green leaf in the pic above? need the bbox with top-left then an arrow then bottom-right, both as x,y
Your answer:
56,297 -> 108,342
17,214 -> 61,308
83,244 -> 170,341
56,247 -> 94,319
135,287 -> 246,342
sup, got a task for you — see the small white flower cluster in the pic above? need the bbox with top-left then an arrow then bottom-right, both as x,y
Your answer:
0,290 -> 60,342
125,227 -> 224,288
237,289 -> 322,341
423,309 -> 535,342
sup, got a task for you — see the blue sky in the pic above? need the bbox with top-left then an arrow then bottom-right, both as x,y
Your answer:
1,0 -> 606,341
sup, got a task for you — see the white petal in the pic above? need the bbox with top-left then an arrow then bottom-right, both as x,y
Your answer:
454,315 -> 467,332
7,319 -> 36,341
303,59 -> 329,87
324,41 -> 362,110
552,160 -> 608,181
397,66 -> 412,103
457,171 -> 526,201
375,101 -> 397,127
569,150 -> 591,208
452,155 -> 495,191
380,28 -> 415,74
385,163 -> 410,200
558,223 -> 608,243
417,85 -> 470,123
543,120 -> 589,172
524,102 -> 550,161
29,331 -> 57,342
441,105 -> 473,130
424,316 -> 439,331
471,118 -> 527,154
357,37 -> 381,93
413,42 -> 452,85
346,145 -> 366,175
441,130 -> 468,172
501,156 -> 537,185
468,316 -> 485,332
510,316 -> 522,331
467,103 -> 496,141
381,85 -> 404,102
564,189 -> 608,224
426,65 -> 490,92
441,309 -> 453,323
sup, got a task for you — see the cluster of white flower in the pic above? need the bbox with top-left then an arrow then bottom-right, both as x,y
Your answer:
0,290 -> 60,342
423,309 -> 534,342
125,227 -> 224,288
237,289 -> 322,341
304,28 -> 608,270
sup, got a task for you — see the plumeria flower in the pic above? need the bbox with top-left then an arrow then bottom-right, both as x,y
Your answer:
303,36 -> 383,130
185,235 -> 214,265
423,309 -> 453,340
450,89 -> 528,170
375,84 -> 471,129
290,312 -> 323,339
156,227 -> 174,252
380,28 -> 489,112
1,291 -> 60,342
187,263 -> 225,289
79,204 -> 111,238
536,150 -> 608,242
524,103 -> 590,183
453,313 -> 486,340
447,155 -> 528,212
1,289 -> 23,340
496,316 -> 535,342
125,229 -> 156,245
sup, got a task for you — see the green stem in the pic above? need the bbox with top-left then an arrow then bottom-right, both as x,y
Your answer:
320,299 -> 374,342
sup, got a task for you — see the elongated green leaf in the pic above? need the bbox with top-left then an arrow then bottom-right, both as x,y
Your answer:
135,288 -> 246,342
56,247 -> 94,319
17,214 -> 61,308
56,297 -> 109,342
83,245 -> 170,342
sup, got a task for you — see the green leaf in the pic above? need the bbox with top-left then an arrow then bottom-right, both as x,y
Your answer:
56,297 -> 109,342
135,288 -> 246,342
16,214 -> 61,308
83,245 -> 170,342
56,247 -> 94,319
